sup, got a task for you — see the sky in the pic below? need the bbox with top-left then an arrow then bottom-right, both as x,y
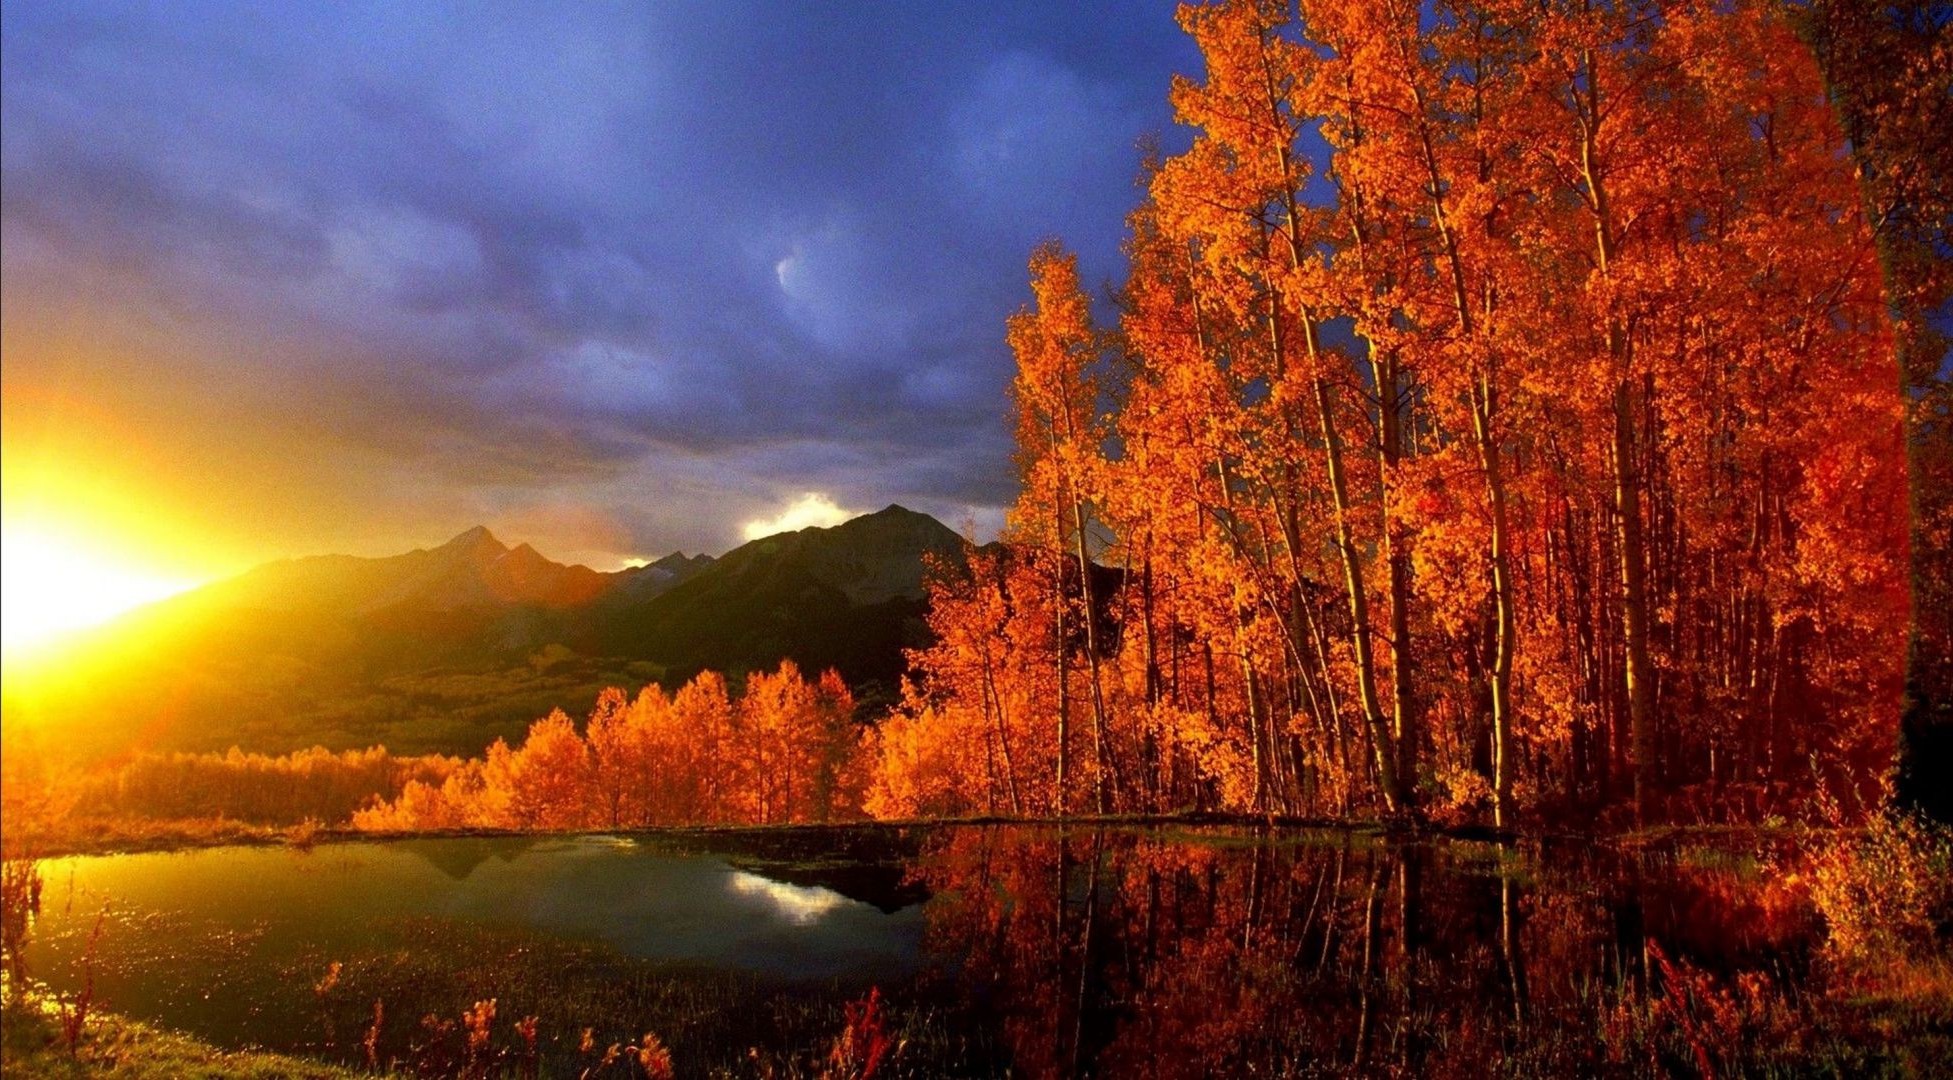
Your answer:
0,1 -> 1201,577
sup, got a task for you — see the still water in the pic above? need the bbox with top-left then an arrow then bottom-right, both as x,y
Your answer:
21,826 -> 1831,1077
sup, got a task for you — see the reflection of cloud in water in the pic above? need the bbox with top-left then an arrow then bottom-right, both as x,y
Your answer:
726,871 -> 849,925
42,837 -> 925,986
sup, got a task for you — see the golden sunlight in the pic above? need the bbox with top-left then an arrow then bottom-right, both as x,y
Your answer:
740,492 -> 859,541
0,523 -> 200,653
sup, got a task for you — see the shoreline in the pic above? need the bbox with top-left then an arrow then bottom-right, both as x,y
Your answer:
5,810 -> 1838,862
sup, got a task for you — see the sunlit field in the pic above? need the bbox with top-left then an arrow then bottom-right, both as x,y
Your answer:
3,0 -> 1948,1076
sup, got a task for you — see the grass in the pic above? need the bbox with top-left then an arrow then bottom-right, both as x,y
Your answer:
287,919 -> 976,1078
5,959 -> 949,1079
2,817 -> 324,861
2,995 -> 382,1080
14,806 -> 1770,863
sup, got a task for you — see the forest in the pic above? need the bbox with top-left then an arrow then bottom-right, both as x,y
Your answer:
876,0 -> 1944,828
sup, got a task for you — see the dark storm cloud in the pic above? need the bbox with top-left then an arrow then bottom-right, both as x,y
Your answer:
0,1 -> 1198,560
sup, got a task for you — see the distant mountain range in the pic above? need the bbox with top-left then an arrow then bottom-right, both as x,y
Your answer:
5,505 -> 969,759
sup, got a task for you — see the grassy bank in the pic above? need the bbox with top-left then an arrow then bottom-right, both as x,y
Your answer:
23,798 -> 1932,863
2,995 -> 378,1080
7,809 -> 1520,862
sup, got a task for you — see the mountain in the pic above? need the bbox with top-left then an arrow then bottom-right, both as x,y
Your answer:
191,525 -> 618,615
595,505 -> 965,688
607,551 -> 718,604
3,506 -> 964,760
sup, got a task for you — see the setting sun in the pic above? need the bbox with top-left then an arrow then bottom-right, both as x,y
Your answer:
0,524 -> 200,654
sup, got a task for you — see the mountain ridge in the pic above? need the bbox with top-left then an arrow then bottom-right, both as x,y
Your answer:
3,504 -> 971,759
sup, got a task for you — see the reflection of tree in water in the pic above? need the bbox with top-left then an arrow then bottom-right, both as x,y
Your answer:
908,828 -> 1822,1078
397,837 -> 539,882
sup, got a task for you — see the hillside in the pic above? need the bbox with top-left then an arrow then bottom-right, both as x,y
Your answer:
595,505 -> 964,686
2,506 -> 967,759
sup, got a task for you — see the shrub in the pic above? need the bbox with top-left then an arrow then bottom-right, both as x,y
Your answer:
1808,811 -> 1953,964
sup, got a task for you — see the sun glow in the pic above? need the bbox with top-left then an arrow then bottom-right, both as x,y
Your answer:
741,492 -> 859,541
1,524 -> 202,654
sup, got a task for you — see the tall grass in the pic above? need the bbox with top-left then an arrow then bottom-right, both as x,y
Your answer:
0,859 -> 43,991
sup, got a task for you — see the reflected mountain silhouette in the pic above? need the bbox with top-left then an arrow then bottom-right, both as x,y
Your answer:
398,835 -> 540,880
722,859 -> 929,914
393,830 -> 927,909
638,826 -> 932,913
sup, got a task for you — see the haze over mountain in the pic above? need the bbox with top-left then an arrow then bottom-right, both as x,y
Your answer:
4,505 -> 968,759
192,524 -> 633,616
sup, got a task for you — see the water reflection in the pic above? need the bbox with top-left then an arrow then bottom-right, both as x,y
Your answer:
905,826 -> 1817,1078
726,871 -> 851,926
29,836 -> 926,1037
400,836 -> 540,881
21,827 -> 1829,1077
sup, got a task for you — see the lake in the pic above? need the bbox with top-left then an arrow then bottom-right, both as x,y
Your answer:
16,825 -> 1851,1076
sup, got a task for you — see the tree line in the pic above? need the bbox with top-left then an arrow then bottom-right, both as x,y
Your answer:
355,661 -> 872,831
46,747 -> 459,830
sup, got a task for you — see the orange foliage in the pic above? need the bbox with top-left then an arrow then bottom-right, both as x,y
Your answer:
354,662 -> 873,832
60,746 -> 459,829
875,0 -> 1909,826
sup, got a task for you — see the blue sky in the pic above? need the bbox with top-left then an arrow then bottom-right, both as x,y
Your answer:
1,1 -> 1200,567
